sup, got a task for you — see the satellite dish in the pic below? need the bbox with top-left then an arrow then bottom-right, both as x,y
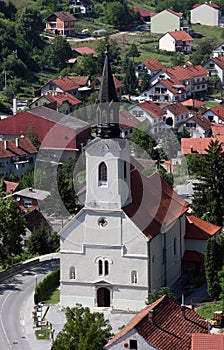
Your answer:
16,196 -> 20,201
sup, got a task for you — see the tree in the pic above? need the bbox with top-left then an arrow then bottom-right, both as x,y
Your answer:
28,222 -> 59,255
96,38 -> 121,73
20,166 -> 34,189
43,36 -> 72,70
75,54 -> 98,77
131,122 -> 158,159
123,60 -> 137,96
103,1 -> 133,29
140,71 -> 150,93
128,43 -> 140,62
190,39 -> 213,65
205,238 -> 222,299
192,139 -> 224,225
27,121 -> 41,149
0,191 -> 26,265
146,287 -> 171,304
51,304 -> 112,350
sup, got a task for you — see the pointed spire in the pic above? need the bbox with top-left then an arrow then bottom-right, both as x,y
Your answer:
96,44 -> 120,139
98,44 -> 119,104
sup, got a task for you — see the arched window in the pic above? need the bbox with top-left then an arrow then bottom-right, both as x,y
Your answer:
104,260 -> 109,275
98,162 -> 107,186
98,260 -> 103,275
70,266 -> 76,279
131,270 -> 138,284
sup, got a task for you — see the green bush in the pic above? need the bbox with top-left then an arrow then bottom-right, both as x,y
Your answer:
34,268 -> 60,304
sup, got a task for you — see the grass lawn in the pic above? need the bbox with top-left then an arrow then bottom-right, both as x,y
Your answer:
43,289 -> 60,305
196,301 -> 223,320
35,329 -> 50,340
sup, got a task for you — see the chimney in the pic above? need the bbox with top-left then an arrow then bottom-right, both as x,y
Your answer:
4,140 -> 8,149
181,305 -> 186,318
15,138 -> 20,148
148,309 -> 154,324
13,96 -> 17,115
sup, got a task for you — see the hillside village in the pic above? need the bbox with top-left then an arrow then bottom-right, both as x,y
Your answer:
1,0 -> 224,349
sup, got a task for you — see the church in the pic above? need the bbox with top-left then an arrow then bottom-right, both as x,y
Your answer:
59,48 -> 218,311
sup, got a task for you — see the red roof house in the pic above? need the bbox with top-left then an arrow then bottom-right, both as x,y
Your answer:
159,31 -> 193,53
105,295 -> 208,350
45,11 -> 77,36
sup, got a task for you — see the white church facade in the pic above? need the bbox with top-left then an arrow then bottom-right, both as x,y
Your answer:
59,48 -> 215,312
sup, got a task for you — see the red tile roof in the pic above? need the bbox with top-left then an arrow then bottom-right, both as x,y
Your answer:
211,123 -> 224,137
182,250 -> 204,263
207,104 -> 224,121
158,78 -> 188,94
43,92 -> 81,107
119,110 -> 138,129
0,137 -> 37,159
142,58 -> 166,72
192,3 -> 220,10
185,214 -> 221,239
168,31 -> 193,41
73,46 -> 96,56
52,76 -> 80,92
191,333 -> 224,350
181,137 -> 224,154
166,102 -> 189,116
166,65 -> 208,81
166,8 -> 183,17
189,115 -> 211,131
48,11 -> 77,21
106,295 -> 208,350
210,56 -> 224,69
181,99 -> 205,108
133,8 -> 155,18
124,170 -> 188,238
68,75 -> 89,86
3,180 -> 19,194
137,100 -> 165,118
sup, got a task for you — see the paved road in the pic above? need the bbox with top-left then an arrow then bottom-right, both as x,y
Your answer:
0,259 -> 59,350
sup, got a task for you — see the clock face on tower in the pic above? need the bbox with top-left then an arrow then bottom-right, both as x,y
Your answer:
100,144 -> 108,155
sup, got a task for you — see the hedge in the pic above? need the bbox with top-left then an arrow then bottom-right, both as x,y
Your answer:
34,268 -> 60,304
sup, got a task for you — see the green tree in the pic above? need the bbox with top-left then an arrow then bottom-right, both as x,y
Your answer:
20,166 -> 34,189
103,1 -> 133,29
205,238 -> 222,299
28,222 -> 58,255
190,39 -> 213,65
131,122 -> 157,159
128,43 -> 140,62
218,265 -> 224,311
43,36 -> 72,70
123,60 -> 137,96
51,304 -> 112,350
140,71 -> 150,93
96,38 -> 121,73
146,287 -> 171,304
192,139 -> 224,225
0,191 -> 26,265
75,54 -> 98,77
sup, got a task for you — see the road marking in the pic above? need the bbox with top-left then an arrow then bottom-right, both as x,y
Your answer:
0,290 -> 13,348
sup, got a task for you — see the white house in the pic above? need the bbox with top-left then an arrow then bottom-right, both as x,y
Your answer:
202,104 -> 224,123
69,0 -> 93,14
191,3 -> 221,26
183,114 -> 211,138
159,31 -> 193,53
212,43 -> 224,57
164,102 -> 189,127
204,56 -> 224,84
151,8 -> 183,34
134,58 -> 166,80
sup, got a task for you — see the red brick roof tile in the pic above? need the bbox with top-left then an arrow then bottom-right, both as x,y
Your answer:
68,75 -> 89,86
166,8 -> 183,17
185,214 -> 221,239
211,123 -> 224,137
158,78 -> 188,94
119,110 -> 138,129
189,115 -> 211,131
106,295 -> 208,350
181,99 -> 205,108
208,104 -> 224,120
191,333 -> 224,350
73,46 -> 96,56
133,8 -> 156,18
168,31 -> 193,41
0,137 -> 37,159
137,100 -> 165,118
52,76 -> 80,92
142,58 -> 166,72
166,65 -> 208,81
166,102 -> 189,116
211,56 -> 224,69
181,137 -> 224,154
43,92 -> 81,107
192,3 -> 220,10
3,180 -> 19,194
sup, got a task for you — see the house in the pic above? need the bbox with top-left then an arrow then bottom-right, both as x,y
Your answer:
191,333 -> 224,350
45,11 -> 77,36
203,56 -> 224,84
69,46 -> 96,60
183,114 -> 211,138
69,0 -> 93,15
119,110 -> 138,139
30,92 -> 81,114
3,180 -> 19,194
183,214 -> 221,274
105,295 -> 208,350
134,58 -> 166,80
8,187 -> 50,212
139,78 -> 188,103
133,8 -> 156,22
151,8 -> 183,34
0,136 -> 37,179
166,65 -> 209,96
181,137 -> 224,154
190,3 -> 221,26
35,76 -> 80,98
22,209 -> 52,246
211,123 -> 224,137
159,31 -> 193,53
91,75 -> 123,100
129,100 -> 166,134
202,104 -> 224,123
181,99 -> 206,116
164,102 -> 189,127
0,106 -> 91,161
212,42 -> 224,57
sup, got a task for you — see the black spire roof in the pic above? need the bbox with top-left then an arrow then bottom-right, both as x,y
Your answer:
96,44 -> 120,138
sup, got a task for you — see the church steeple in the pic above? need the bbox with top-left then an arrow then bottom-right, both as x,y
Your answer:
96,44 -> 120,139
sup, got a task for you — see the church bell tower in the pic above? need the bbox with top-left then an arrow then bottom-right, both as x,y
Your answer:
85,45 -> 132,210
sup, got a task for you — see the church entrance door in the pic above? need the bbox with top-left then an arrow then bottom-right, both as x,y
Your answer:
97,287 -> 110,307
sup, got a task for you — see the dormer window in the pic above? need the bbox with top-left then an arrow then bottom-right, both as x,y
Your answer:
98,162 -> 107,186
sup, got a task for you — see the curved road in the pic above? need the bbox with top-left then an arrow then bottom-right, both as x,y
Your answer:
0,258 -> 59,350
